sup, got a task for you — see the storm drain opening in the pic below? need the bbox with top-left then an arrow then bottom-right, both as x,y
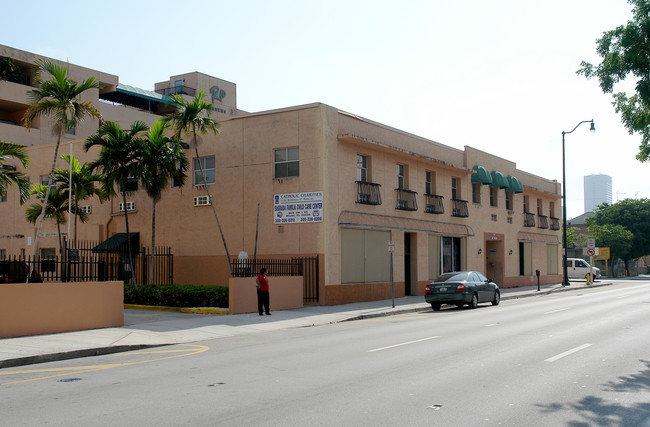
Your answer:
58,378 -> 82,383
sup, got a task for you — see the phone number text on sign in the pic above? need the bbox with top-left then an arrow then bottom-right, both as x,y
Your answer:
274,192 -> 323,224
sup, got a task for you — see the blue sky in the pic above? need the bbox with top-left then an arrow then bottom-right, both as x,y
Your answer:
4,0 -> 647,218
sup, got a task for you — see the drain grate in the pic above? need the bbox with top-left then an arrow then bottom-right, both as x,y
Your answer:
58,378 -> 82,383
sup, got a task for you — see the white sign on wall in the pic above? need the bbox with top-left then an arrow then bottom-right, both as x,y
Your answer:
274,191 -> 323,224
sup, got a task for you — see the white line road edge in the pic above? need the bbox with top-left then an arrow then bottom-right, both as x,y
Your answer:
545,344 -> 592,362
369,336 -> 441,353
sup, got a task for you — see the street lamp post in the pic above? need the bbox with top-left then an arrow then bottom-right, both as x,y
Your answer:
562,119 -> 595,287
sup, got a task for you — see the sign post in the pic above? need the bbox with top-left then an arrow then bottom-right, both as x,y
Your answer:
586,239 -> 596,285
388,241 -> 395,308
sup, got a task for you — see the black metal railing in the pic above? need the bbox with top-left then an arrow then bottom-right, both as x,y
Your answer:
356,181 -> 382,205
425,194 -> 444,214
451,199 -> 469,217
230,256 -> 320,303
524,212 -> 536,227
550,217 -> 561,230
155,85 -> 197,97
537,214 -> 549,229
395,188 -> 418,211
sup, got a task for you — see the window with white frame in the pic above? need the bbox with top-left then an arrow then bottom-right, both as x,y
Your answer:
194,156 -> 216,185
80,205 -> 91,214
119,173 -> 138,193
396,164 -> 406,189
451,177 -> 460,199
357,154 -> 369,182
40,175 -> 56,191
425,171 -> 435,194
274,147 -> 299,179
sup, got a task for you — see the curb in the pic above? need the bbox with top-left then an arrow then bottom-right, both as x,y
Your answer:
124,304 -> 228,315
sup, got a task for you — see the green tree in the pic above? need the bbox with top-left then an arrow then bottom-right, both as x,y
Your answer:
23,59 -> 101,276
0,141 -> 30,202
566,226 -> 579,248
24,184 -> 88,253
85,121 -> 147,285
578,0 -> 650,161
139,119 -> 188,282
587,198 -> 650,261
53,154 -> 105,243
164,91 -> 233,274
586,223 -> 634,276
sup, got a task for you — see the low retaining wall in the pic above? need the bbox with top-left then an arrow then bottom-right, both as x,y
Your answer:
229,276 -> 303,314
0,281 -> 124,338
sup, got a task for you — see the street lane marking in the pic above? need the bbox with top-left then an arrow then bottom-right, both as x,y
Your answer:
0,344 -> 209,386
485,323 -> 499,327
369,336 -> 440,353
544,308 -> 569,315
544,344 -> 592,362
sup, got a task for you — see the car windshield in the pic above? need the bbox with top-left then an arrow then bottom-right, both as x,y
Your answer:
435,272 -> 469,282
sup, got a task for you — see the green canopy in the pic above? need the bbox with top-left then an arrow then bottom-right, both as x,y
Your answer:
471,165 -> 492,185
506,176 -> 524,193
490,171 -> 509,188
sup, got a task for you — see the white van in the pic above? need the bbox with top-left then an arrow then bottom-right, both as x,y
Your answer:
565,258 -> 601,281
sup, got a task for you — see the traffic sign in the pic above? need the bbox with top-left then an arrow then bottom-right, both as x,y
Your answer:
587,239 -> 596,249
387,241 -> 395,253
586,248 -> 595,257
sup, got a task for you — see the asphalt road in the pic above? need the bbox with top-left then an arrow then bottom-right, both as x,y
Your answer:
2,281 -> 650,426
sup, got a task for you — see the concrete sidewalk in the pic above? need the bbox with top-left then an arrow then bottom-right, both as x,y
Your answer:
0,280 -> 611,368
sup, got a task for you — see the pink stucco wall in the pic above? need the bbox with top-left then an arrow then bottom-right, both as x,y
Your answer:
228,276 -> 303,314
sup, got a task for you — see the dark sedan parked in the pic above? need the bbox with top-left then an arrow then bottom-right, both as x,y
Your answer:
425,271 -> 500,311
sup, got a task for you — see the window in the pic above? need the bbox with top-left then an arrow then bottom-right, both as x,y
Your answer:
490,186 -> 498,207
80,205 -> 91,214
442,236 -> 463,273
274,147 -> 299,179
357,155 -> 369,182
549,201 -> 555,217
396,164 -> 406,189
40,247 -> 56,273
0,249 -> 5,259
507,217 -> 513,224
174,79 -> 184,94
537,199 -> 543,215
119,174 -> 138,193
491,214 -> 497,222
119,201 -> 136,212
40,175 -> 56,190
425,171 -> 435,195
65,126 -> 76,136
547,244 -> 558,275
194,156 -> 216,185
472,182 -> 481,204
451,177 -> 460,199
506,191 -> 513,211
519,242 -> 532,275
523,195 -> 530,213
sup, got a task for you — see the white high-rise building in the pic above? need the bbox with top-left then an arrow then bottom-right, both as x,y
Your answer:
584,174 -> 612,212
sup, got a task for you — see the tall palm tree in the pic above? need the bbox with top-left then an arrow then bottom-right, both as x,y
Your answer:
164,90 -> 233,274
139,119 -> 188,282
0,141 -> 30,203
85,121 -> 147,285
23,59 -> 101,279
25,184 -> 87,254
53,154 -> 105,243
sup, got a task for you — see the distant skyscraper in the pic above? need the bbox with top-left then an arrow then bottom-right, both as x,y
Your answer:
584,174 -> 612,212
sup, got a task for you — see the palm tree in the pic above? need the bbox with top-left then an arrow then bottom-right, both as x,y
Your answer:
139,119 -> 188,282
23,59 -> 101,279
164,90 -> 233,274
0,141 -> 30,203
85,121 -> 148,285
24,184 -> 87,254
53,154 -> 105,243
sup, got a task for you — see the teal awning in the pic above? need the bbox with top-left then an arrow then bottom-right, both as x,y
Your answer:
490,171 -> 509,188
92,232 -> 139,253
471,165 -> 492,185
506,176 -> 524,193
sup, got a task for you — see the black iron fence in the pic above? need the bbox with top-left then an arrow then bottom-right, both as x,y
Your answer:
230,256 -> 320,303
1,240 -> 173,284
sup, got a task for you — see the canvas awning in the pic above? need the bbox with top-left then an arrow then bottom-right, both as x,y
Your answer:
506,176 -> 524,193
92,232 -> 140,253
490,171 -> 509,188
471,165 -> 492,185
338,211 -> 474,236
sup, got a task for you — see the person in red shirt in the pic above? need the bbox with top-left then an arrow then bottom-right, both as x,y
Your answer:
256,268 -> 270,315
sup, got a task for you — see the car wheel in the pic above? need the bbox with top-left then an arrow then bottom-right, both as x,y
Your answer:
468,293 -> 478,309
491,290 -> 500,306
431,303 -> 441,311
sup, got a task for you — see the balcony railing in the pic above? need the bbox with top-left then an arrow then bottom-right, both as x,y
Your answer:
550,217 -> 561,230
395,188 -> 418,211
356,181 -> 382,205
155,85 -> 197,97
425,194 -> 444,214
524,212 -> 536,227
537,214 -> 549,229
451,199 -> 469,217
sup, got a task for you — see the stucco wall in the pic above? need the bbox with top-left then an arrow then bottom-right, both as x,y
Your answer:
228,276 -> 303,314
0,281 -> 124,338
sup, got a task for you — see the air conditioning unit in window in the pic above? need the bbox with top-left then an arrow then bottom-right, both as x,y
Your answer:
193,195 -> 212,206
118,201 -> 136,212
80,205 -> 91,214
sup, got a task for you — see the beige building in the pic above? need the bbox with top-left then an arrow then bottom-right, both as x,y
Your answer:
0,44 -> 562,305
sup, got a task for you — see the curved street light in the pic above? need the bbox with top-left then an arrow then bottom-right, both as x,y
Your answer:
562,119 -> 595,287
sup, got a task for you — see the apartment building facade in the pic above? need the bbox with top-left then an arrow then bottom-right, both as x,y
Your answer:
0,44 -> 562,304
